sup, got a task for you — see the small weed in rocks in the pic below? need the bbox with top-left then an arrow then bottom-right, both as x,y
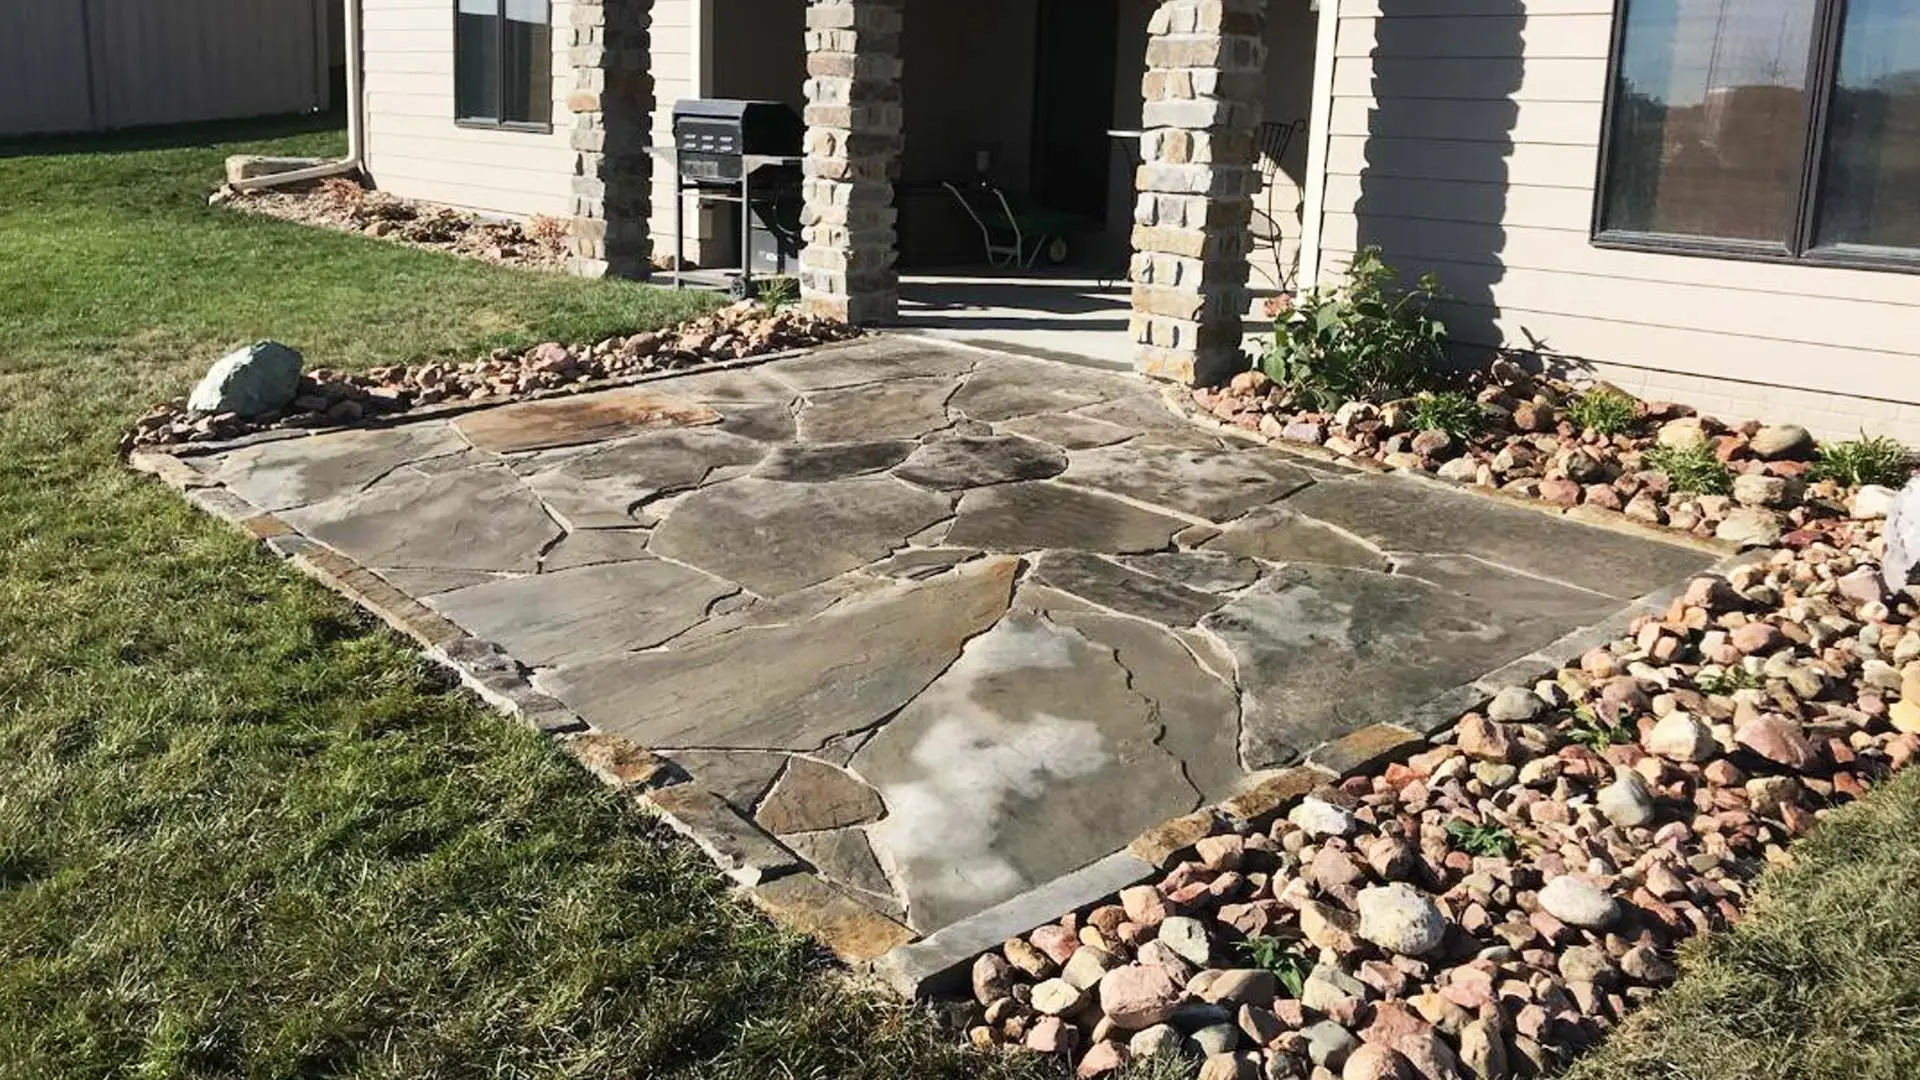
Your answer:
1445,818 -> 1518,858
1565,386 -> 1641,436
1238,936 -> 1313,997
1645,443 -> 1735,496
1812,434 -> 1914,489
1568,704 -> 1637,753
1409,390 -> 1484,442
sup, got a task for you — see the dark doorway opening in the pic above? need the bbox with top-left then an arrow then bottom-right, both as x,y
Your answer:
1031,0 -> 1120,226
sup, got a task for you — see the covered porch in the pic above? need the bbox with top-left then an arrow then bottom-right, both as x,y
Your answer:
686,0 -> 1322,381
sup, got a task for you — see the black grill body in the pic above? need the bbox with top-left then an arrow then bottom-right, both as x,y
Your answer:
673,99 -> 805,183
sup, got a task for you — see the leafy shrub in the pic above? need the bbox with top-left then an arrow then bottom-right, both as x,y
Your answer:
756,275 -> 800,309
1696,666 -> 1761,695
1565,387 -> 1640,436
1260,247 -> 1449,411
1238,937 -> 1313,997
1811,434 -> 1913,489
1445,819 -> 1518,858
1409,391 -> 1483,441
1567,704 -> 1635,753
1644,443 -> 1734,496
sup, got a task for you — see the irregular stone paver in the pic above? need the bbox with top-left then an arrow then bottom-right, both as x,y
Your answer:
1285,474 -> 1711,599
649,476 -> 953,597
995,411 -> 1137,449
893,434 -> 1069,490
797,377 -> 959,442
1208,505 -> 1393,571
1118,551 -> 1263,593
211,423 -> 469,511
541,529 -> 653,571
1031,550 -> 1226,626
454,386 -> 720,453
180,337 -> 1717,944
854,612 -> 1201,930
543,557 -> 1019,752
755,441 -> 917,482
428,560 -> 734,668
945,482 -> 1188,554
515,429 -> 766,530
1064,441 -> 1319,522
782,828 -> 902,913
765,337 -> 976,392
281,461 -> 560,573
756,757 -> 888,834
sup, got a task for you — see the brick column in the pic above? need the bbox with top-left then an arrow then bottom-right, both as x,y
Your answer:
567,0 -> 653,278
800,0 -> 903,324
1131,0 -> 1269,385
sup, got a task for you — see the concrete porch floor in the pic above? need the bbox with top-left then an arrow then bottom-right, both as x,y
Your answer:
897,271 -> 1277,372
164,336 -> 1717,968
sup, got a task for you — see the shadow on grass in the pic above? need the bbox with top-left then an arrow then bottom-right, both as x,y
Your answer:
0,109 -> 347,161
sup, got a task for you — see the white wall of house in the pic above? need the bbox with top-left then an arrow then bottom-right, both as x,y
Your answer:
360,0 -> 578,218
1316,0 -> 1920,440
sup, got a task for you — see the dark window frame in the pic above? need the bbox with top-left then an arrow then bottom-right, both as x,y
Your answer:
1590,0 -> 1920,275
453,0 -> 554,134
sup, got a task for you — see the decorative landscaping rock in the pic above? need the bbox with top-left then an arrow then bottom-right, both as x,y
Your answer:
1596,768 -> 1656,828
1289,797 -> 1359,839
187,341 -> 303,418
1537,876 -> 1619,929
1099,964 -> 1186,1030
1646,711 -> 1718,763
1356,883 -> 1448,956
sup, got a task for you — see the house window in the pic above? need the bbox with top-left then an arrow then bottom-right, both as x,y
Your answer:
455,0 -> 552,128
1595,0 -> 1920,268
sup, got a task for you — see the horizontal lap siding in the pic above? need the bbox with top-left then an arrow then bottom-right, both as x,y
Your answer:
363,0 -> 590,219
1318,0 -> 1920,435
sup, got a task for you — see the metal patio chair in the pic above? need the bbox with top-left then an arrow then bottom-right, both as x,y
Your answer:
1250,118 -> 1308,291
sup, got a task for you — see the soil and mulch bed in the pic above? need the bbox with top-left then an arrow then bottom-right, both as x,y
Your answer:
215,176 -> 575,270
940,511 -> 1920,1080
1189,362 -> 1896,552
120,300 -> 860,452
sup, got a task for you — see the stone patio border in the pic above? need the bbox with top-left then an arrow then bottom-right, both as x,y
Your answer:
125,335 -> 1747,997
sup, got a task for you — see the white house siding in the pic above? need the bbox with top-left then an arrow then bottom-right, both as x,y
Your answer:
360,0 -> 580,218
1315,0 -> 1920,441
0,0 -> 327,136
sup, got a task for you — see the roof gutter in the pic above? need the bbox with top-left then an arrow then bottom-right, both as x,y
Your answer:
231,0 -> 364,192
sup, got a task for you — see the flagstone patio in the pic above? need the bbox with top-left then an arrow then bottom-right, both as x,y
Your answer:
166,336 -> 1719,963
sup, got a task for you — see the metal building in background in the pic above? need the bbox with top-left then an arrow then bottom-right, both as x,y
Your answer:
0,0 -> 334,137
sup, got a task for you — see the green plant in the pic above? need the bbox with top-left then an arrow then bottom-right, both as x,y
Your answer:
1644,443 -> 1735,496
1260,247 -> 1449,410
1696,666 -> 1762,695
756,275 -> 800,309
1567,704 -> 1636,753
1811,433 -> 1914,489
1238,937 -> 1313,998
1565,387 -> 1640,436
1409,390 -> 1484,441
1446,818 -> 1518,858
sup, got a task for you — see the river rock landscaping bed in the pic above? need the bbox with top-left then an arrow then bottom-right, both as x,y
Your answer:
1189,363 -> 1908,553
942,511 -> 1920,1080
216,177 -> 575,270
120,301 -> 860,452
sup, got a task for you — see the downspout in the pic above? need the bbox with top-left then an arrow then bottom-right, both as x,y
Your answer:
231,0 -> 364,191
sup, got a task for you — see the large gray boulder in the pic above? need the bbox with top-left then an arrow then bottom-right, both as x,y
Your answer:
188,341 -> 303,418
1882,477 -> 1920,591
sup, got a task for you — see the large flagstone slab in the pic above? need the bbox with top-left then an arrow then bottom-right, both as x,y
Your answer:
210,423 -> 469,511
1208,505 -> 1393,571
892,434 -> 1069,490
755,441 -> 917,483
1283,474 -> 1713,599
280,461 -> 561,573
945,482 -> 1187,554
797,377 -> 961,442
764,338 -> 978,392
514,429 -> 767,530
649,476 -> 955,597
542,557 -> 1019,752
453,386 -> 720,453
948,358 -> 1135,422
427,559 -> 735,668
1201,562 -> 1597,769
1064,441 -> 1319,522
1031,550 -> 1227,626
852,612 -> 1202,931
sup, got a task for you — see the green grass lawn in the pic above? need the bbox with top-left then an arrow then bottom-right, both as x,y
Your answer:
0,118 -> 1047,1080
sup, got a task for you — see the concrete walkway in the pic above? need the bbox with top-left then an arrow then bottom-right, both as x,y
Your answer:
178,337 -> 1715,954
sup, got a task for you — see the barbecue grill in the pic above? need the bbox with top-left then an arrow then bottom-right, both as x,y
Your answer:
663,99 -> 805,298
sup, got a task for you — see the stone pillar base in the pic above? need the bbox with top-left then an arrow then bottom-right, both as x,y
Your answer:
1130,0 -> 1268,386
567,0 -> 653,279
800,0 -> 903,325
